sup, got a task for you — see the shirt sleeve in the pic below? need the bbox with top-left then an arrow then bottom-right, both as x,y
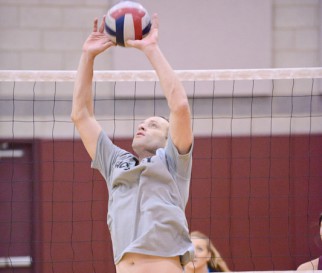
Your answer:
91,131 -> 122,190
164,135 -> 193,204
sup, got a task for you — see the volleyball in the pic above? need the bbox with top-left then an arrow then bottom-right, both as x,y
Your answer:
105,1 -> 151,47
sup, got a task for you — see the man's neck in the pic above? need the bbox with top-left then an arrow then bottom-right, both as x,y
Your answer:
136,149 -> 156,163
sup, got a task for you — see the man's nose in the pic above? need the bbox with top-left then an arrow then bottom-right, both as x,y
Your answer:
138,124 -> 146,131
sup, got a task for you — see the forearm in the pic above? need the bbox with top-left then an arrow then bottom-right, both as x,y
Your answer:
71,52 -> 95,121
144,45 -> 192,154
144,45 -> 189,113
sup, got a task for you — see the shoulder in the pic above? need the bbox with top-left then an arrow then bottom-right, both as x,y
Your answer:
297,258 -> 319,271
98,131 -> 126,154
165,134 -> 193,158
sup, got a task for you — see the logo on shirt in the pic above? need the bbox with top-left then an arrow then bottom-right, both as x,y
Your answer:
115,161 -> 131,171
114,156 -> 139,171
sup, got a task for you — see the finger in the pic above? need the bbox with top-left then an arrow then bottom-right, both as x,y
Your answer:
107,41 -> 116,47
103,36 -> 116,46
93,18 -> 98,32
103,40 -> 116,50
125,39 -> 137,48
106,39 -> 117,47
151,13 -> 159,31
99,15 -> 106,33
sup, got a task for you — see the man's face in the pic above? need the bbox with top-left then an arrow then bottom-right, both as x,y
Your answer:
132,116 -> 169,156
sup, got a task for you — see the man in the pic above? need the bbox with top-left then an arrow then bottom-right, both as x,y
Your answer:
71,13 -> 194,273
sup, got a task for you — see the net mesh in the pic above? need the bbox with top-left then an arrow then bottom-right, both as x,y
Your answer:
0,68 -> 321,272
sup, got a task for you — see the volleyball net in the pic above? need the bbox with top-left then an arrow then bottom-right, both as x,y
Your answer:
0,68 -> 321,273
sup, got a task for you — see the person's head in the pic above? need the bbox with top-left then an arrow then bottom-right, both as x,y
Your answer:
132,116 -> 169,158
185,231 -> 228,272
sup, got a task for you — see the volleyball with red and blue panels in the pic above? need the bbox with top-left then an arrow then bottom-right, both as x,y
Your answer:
105,1 -> 151,46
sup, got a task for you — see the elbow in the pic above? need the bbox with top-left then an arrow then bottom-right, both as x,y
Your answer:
71,112 -> 78,123
172,99 -> 191,115
70,108 -> 79,123
167,81 -> 190,115
71,108 -> 87,124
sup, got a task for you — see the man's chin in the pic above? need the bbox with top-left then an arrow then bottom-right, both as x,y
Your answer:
132,139 -> 142,148
132,140 -> 145,154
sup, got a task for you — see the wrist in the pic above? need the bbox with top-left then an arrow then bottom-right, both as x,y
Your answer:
143,44 -> 160,59
81,50 -> 96,63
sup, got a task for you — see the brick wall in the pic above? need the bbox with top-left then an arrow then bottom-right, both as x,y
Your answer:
273,0 -> 321,67
1,0 -> 320,70
0,0 -> 111,70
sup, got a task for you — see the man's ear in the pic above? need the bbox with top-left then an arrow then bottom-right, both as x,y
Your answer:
164,137 -> 168,148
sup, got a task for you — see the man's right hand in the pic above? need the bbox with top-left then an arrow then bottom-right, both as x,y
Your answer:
82,16 -> 116,58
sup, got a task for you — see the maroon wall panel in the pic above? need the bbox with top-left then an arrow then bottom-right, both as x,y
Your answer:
188,135 -> 322,271
0,142 -> 34,273
35,135 -> 322,272
38,140 -> 114,273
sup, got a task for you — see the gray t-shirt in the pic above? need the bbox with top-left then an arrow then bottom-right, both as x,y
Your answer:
91,131 -> 194,265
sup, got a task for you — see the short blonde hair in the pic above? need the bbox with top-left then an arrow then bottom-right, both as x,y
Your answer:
191,230 -> 230,272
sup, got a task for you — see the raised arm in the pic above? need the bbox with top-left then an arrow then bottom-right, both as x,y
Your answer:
71,17 -> 115,159
126,14 -> 193,154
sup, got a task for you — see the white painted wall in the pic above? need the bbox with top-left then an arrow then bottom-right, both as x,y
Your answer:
111,0 -> 272,70
0,0 -> 321,138
272,0 -> 321,67
0,0 -> 320,70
